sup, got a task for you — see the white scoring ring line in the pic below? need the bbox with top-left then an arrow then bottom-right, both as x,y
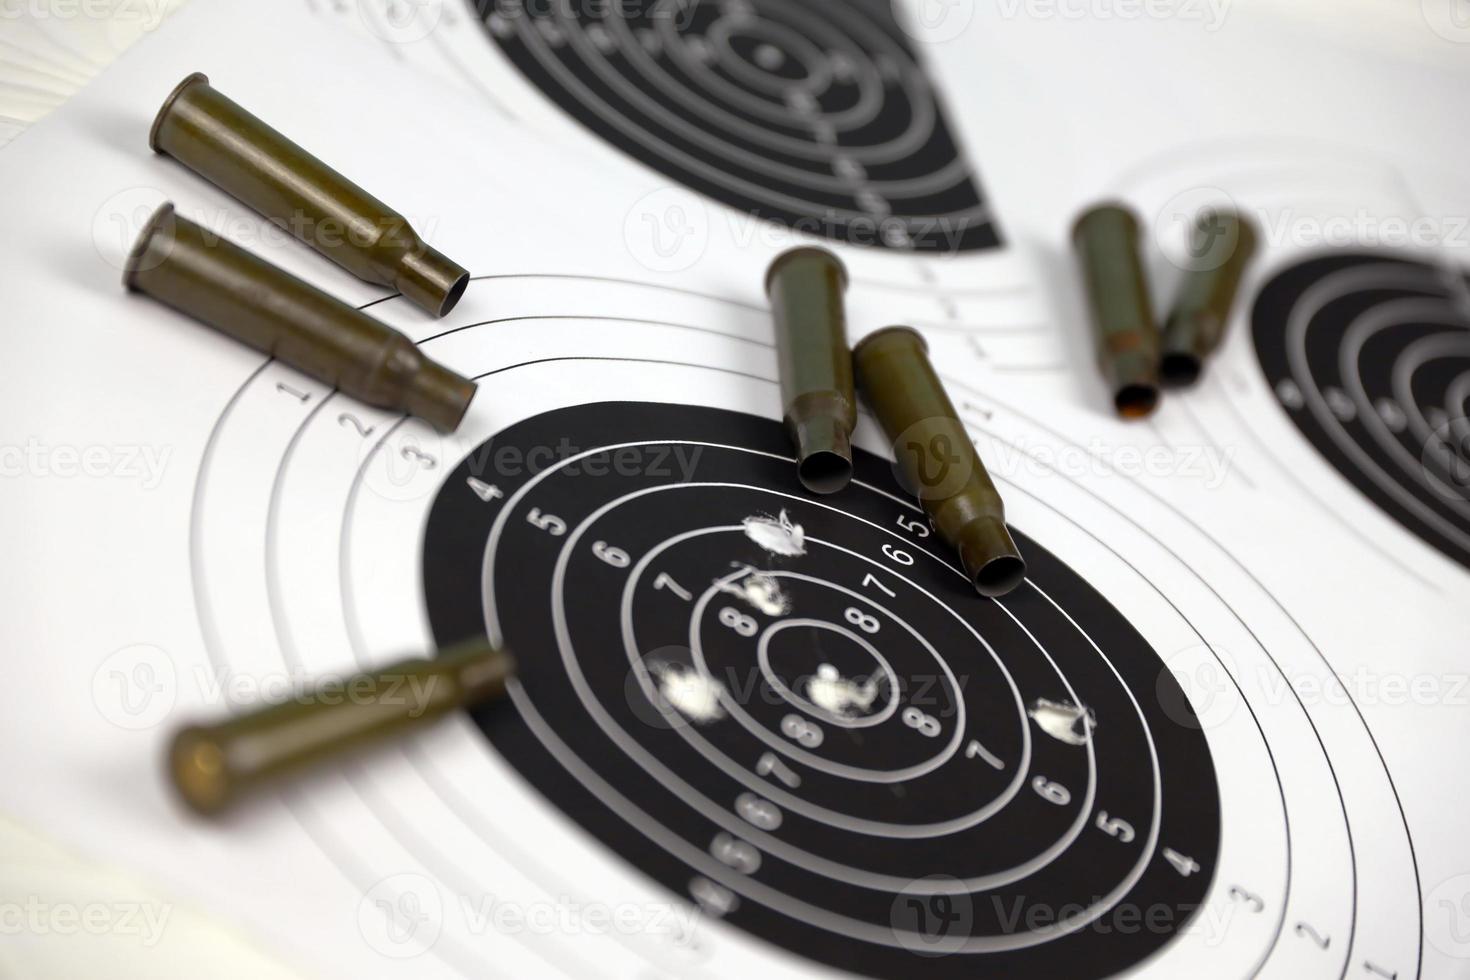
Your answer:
1287,263 -> 1470,552
566,6 -> 963,196
621,521 -> 1038,839
474,441 -> 1155,910
1338,298 -> 1470,510
514,11 -> 983,223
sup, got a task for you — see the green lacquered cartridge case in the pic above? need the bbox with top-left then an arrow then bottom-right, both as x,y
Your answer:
1160,208 -> 1258,387
1072,203 -> 1160,418
124,203 -> 476,433
168,638 -> 514,816
766,246 -> 857,494
150,72 -> 469,317
853,326 -> 1026,597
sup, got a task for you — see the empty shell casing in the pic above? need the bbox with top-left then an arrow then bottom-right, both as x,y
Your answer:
853,326 -> 1026,597
766,247 -> 857,494
1072,204 -> 1160,418
168,638 -> 514,816
150,72 -> 469,317
1160,209 -> 1258,387
125,203 -> 476,432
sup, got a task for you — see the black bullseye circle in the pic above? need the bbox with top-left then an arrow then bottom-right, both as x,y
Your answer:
423,402 -> 1219,977
477,0 -> 1000,251
1252,252 -> 1470,570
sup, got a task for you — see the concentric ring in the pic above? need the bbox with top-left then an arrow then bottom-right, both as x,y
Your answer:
477,0 -> 999,250
1252,251 -> 1470,570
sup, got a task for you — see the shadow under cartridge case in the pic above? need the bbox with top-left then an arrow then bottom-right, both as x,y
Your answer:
169,638 -> 515,816
150,72 -> 469,317
1160,208 -> 1258,387
853,326 -> 1026,597
766,246 -> 857,494
1072,203 -> 1160,419
125,203 -> 476,432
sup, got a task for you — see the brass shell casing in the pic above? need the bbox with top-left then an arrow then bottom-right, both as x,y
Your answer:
853,326 -> 1026,597
1160,209 -> 1258,387
168,638 -> 514,816
1072,203 -> 1161,419
125,203 -> 476,433
766,246 -> 857,494
151,72 -> 469,317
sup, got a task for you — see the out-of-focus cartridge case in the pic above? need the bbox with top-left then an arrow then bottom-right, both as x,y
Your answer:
853,326 -> 1026,597
124,203 -> 476,432
150,72 -> 468,317
168,638 -> 514,816
1072,204 -> 1160,418
765,247 -> 857,494
1160,208 -> 1257,387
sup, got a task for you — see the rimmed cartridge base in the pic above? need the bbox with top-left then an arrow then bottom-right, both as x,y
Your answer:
148,70 -> 471,319
121,201 -> 178,289
148,71 -> 210,153
169,727 -> 231,816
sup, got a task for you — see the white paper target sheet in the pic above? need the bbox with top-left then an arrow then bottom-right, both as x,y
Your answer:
1,1 -> 1468,978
